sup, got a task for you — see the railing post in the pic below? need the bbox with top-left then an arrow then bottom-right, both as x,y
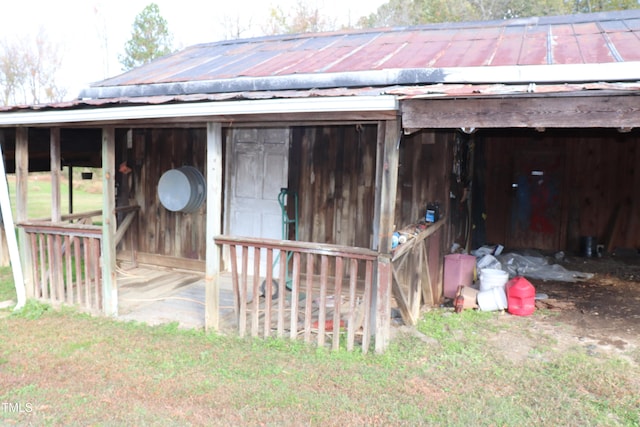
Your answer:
375,254 -> 392,353
373,118 -> 401,354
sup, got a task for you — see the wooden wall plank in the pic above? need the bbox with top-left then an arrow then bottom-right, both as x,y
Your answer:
291,125 -> 377,250
124,128 -> 207,261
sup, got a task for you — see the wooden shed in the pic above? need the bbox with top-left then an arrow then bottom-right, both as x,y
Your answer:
0,10 -> 639,353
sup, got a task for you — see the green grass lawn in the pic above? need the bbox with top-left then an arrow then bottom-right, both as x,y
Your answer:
0,266 -> 14,301
7,169 -> 102,219
0,302 -> 638,426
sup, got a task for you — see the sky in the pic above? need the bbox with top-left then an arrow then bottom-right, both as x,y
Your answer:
0,0 -> 387,100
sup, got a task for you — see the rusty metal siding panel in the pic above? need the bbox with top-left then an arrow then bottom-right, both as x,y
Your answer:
607,32 -> 640,61
455,39 -> 500,67
577,33 -> 615,63
325,41 -> 403,71
519,26 -> 548,65
241,51 -> 310,76
490,27 -> 524,66
552,26 -> 584,64
431,40 -> 471,67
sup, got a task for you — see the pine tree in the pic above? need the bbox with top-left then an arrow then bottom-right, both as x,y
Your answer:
119,3 -> 173,71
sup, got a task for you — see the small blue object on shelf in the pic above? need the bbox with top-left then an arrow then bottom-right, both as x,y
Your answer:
392,232 -> 400,249
426,202 -> 439,223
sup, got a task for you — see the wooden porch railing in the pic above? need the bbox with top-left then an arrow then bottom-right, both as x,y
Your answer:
391,220 -> 445,325
214,236 -> 380,353
17,206 -> 138,313
19,221 -> 103,312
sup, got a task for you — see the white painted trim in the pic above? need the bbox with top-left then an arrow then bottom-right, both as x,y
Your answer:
205,122 -> 223,331
0,141 -> 26,310
0,96 -> 399,126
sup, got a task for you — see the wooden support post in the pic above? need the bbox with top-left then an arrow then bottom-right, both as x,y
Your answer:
50,128 -> 61,222
376,254 -> 392,353
101,127 -> 117,316
374,119 -> 401,353
205,122 -> 223,331
15,127 -> 33,298
0,130 -> 26,308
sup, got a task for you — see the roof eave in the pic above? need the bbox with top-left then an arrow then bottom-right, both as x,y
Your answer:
0,95 -> 399,127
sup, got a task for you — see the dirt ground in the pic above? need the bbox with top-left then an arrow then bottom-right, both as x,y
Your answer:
500,251 -> 640,361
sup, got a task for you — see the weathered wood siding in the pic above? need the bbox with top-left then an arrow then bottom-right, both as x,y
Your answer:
395,131 -> 453,228
290,125 -> 378,248
481,129 -> 640,252
290,126 -> 455,307
395,130 -> 454,306
118,128 -> 209,261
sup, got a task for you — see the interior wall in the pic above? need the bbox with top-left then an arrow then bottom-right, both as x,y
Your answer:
479,129 -> 640,253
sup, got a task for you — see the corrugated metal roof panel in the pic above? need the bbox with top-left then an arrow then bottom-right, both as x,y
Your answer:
85,10 -> 640,99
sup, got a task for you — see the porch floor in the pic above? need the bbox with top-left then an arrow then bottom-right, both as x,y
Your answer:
117,266 -> 236,330
114,265 -> 373,333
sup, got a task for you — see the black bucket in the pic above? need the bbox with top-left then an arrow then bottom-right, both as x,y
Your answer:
580,236 -> 597,258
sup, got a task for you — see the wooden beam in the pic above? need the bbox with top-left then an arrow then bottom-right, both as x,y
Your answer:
101,127 -> 117,316
374,118 -> 401,353
50,128 -> 61,222
391,259 -> 415,325
372,123 -> 385,251
376,119 -> 401,253
401,95 -> 640,129
391,219 -> 445,261
205,122 -> 223,331
15,127 -> 33,297
113,209 -> 138,246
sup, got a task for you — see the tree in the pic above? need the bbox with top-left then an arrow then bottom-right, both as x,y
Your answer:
571,0 -> 639,13
219,14 -> 253,40
357,0 -> 632,28
0,29 -> 65,106
263,0 -> 337,35
119,3 -> 173,71
0,39 -> 26,106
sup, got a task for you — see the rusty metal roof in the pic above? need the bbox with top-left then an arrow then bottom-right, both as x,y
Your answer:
79,9 -> 640,100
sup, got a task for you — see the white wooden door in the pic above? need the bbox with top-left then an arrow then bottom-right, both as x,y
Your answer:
227,128 -> 289,275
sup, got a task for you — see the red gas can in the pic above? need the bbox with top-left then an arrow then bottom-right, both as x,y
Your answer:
506,277 -> 536,316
